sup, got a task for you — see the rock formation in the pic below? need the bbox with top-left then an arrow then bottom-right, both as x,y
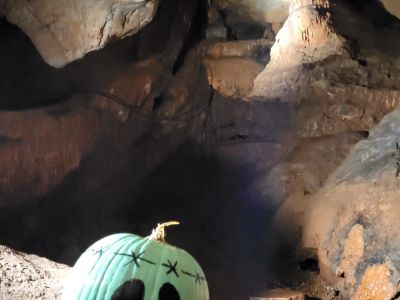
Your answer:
1,0 -> 400,299
0,0 -> 159,67
303,108 -> 400,299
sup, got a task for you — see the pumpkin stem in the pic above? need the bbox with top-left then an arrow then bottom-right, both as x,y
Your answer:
149,221 -> 180,242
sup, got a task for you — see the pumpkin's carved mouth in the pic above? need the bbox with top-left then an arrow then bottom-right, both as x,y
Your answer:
111,280 -> 180,300
111,279 -> 146,300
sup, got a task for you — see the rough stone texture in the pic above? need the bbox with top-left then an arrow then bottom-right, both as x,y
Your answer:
202,39 -> 272,98
251,0 -> 346,100
0,0 -> 159,67
204,58 -> 264,98
380,0 -> 400,19
0,96 -> 119,205
0,0 -> 200,207
270,131 -> 367,242
205,39 -> 274,60
250,288 -> 305,300
0,245 -> 69,300
302,108 -> 400,299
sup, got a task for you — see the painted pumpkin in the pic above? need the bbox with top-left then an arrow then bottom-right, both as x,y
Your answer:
62,222 -> 209,300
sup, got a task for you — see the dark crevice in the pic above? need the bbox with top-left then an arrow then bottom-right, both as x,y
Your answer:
299,258 -> 320,273
337,0 -> 400,28
172,0 -> 209,74
359,131 -> 369,139
152,94 -> 165,111
217,9 -> 237,41
130,0 -> 183,61
229,134 -> 248,141
357,59 -> 368,66
391,291 -> 400,300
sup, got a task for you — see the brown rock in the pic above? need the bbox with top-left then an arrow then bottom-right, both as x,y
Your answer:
250,289 -> 305,300
338,224 -> 365,287
302,108 -> 400,298
0,96 -> 116,205
205,39 -> 273,60
352,264 -> 397,300
204,58 -> 264,98
251,0 -> 346,100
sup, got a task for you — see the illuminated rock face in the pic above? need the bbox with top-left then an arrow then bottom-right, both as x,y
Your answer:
380,0 -> 400,19
0,0 -> 159,67
303,109 -> 400,299
214,0 -> 290,24
250,0 -> 345,100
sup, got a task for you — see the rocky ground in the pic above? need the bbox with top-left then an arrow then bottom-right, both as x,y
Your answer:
0,245 -> 69,300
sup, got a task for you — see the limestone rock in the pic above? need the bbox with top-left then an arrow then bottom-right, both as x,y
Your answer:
251,0 -> 346,100
204,58 -> 264,98
0,0 -> 159,67
0,245 -> 70,300
302,108 -> 400,298
202,39 -> 272,98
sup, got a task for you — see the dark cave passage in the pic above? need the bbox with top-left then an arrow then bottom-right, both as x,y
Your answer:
0,140 -> 282,300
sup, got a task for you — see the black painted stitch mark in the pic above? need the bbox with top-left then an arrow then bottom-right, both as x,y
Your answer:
181,270 -> 205,285
161,259 -> 179,277
91,245 -> 111,257
115,251 -> 156,267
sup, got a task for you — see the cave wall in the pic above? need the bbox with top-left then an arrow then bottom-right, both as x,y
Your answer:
0,0 -> 160,67
1,0 -> 400,299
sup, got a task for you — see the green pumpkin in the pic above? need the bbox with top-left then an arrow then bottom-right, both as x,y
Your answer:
62,222 -> 209,300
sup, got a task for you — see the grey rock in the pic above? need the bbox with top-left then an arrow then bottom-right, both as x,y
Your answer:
0,245 -> 70,300
302,108 -> 400,298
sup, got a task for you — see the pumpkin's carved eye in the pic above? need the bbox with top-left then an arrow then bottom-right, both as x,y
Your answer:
159,282 -> 180,300
111,279 -> 145,300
